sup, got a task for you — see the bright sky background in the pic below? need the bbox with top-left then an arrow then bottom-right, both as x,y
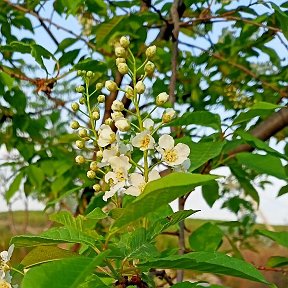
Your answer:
0,1 -> 287,225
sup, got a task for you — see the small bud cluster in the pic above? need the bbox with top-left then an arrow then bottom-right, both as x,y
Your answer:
224,85 -> 255,109
71,36 -> 190,202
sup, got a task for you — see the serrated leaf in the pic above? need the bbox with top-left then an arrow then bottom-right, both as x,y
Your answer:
21,246 -> 78,268
257,230 -> 288,248
168,111 -> 221,131
112,173 -> 218,230
11,227 -> 97,248
236,153 -> 287,180
139,252 -> 269,284
22,252 -> 109,288
189,223 -> 223,252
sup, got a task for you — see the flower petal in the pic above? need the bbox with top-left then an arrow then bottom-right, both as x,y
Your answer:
125,186 -> 141,196
159,134 -> 174,150
148,170 -> 161,181
129,173 -> 145,187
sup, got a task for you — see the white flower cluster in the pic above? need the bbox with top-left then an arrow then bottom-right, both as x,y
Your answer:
72,36 -> 191,202
0,245 -> 16,288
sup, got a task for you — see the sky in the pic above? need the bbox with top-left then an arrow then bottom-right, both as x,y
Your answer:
0,1 -> 288,225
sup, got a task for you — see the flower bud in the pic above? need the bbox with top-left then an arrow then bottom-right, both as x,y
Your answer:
90,161 -> 98,171
162,108 -> 176,123
115,46 -> 127,58
70,120 -> 80,129
115,118 -> 130,132
77,70 -> 82,76
86,71 -> 94,78
146,45 -> 156,58
78,128 -> 88,138
104,117 -> 113,126
111,111 -> 124,121
71,102 -> 79,111
116,58 -> 126,66
105,80 -> 118,92
156,92 -> 169,106
111,100 -> 124,112
92,111 -> 100,120
117,63 -> 129,75
75,155 -> 85,164
144,61 -> 155,75
120,36 -> 130,48
76,140 -> 85,149
96,82 -> 103,90
79,97 -> 85,104
125,85 -> 134,99
97,94 -> 105,103
96,150 -> 103,159
135,81 -> 145,94
87,170 -> 96,179
81,70 -> 86,75
75,86 -> 85,93
93,183 -> 101,192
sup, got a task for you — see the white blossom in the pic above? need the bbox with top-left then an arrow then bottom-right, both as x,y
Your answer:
158,134 -> 190,166
156,92 -> 169,105
115,118 -> 130,132
97,124 -> 116,147
111,100 -> 124,112
0,245 -> 14,281
143,118 -> 154,131
125,170 -> 160,196
131,130 -> 155,151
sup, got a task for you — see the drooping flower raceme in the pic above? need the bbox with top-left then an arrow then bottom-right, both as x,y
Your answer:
157,134 -> 190,166
125,170 -> 160,196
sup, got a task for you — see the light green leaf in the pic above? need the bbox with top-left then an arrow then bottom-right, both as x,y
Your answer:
236,153 -> 287,180
22,252 -> 109,288
168,111 -> 221,131
11,227 -> 97,247
257,230 -> 288,248
26,165 -> 45,189
5,172 -> 23,202
86,207 -> 107,220
112,173 -> 218,230
189,223 -> 223,252
139,252 -> 269,284
21,246 -> 78,268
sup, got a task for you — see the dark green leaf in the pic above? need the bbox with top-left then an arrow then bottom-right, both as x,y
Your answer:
202,180 -> 220,207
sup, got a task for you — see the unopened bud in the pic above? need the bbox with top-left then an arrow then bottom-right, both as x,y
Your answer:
111,111 -> 124,121
125,85 -> 134,99
75,155 -> 85,164
105,80 -> 118,92
115,118 -> 130,132
71,102 -> 79,111
135,81 -> 145,94
76,140 -> 85,149
76,86 -> 85,93
93,184 -> 101,192
120,36 -> 130,48
117,63 -> 129,75
87,170 -> 96,179
96,150 -> 103,159
111,100 -> 124,112
162,108 -> 176,123
104,117 -> 113,126
86,71 -> 94,78
115,46 -> 127,58
79,97 -> 86,105
146,45 -> 156,58
156,92 -> 169,106
116,58 -> 126,66
97,94 -> 105,103
92,111 -> 100,120
90,161 -> 98,171
144,61 -> 155,75
78,128 -> 88,138
70,120 -> 80,129
96,83 -> 103,90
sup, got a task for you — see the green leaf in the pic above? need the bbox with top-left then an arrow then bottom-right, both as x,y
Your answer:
21,246 -> 78,268
112,173 -> 218,230
189,223 -> 223,252
188,141 -> 224,171
201,180 -> 220,207
272,3 -> 288,40
74,59 -> 107,72
278,185 -> 288,197
86,207 -> 107,220
31,44 -> 54,73
235,130 -> 288,160
22,252 -> 109,288
168,111 -> 221,131
26,165 -> 45,189
171,282 -> 203,287
236,153 -> 287,180
139,252 -> 269,284
11,227 -> 97,248
257,230 -> 288,248
58,49 -> 80,67
267,256 -> 288,268
5,172 -> 23,202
